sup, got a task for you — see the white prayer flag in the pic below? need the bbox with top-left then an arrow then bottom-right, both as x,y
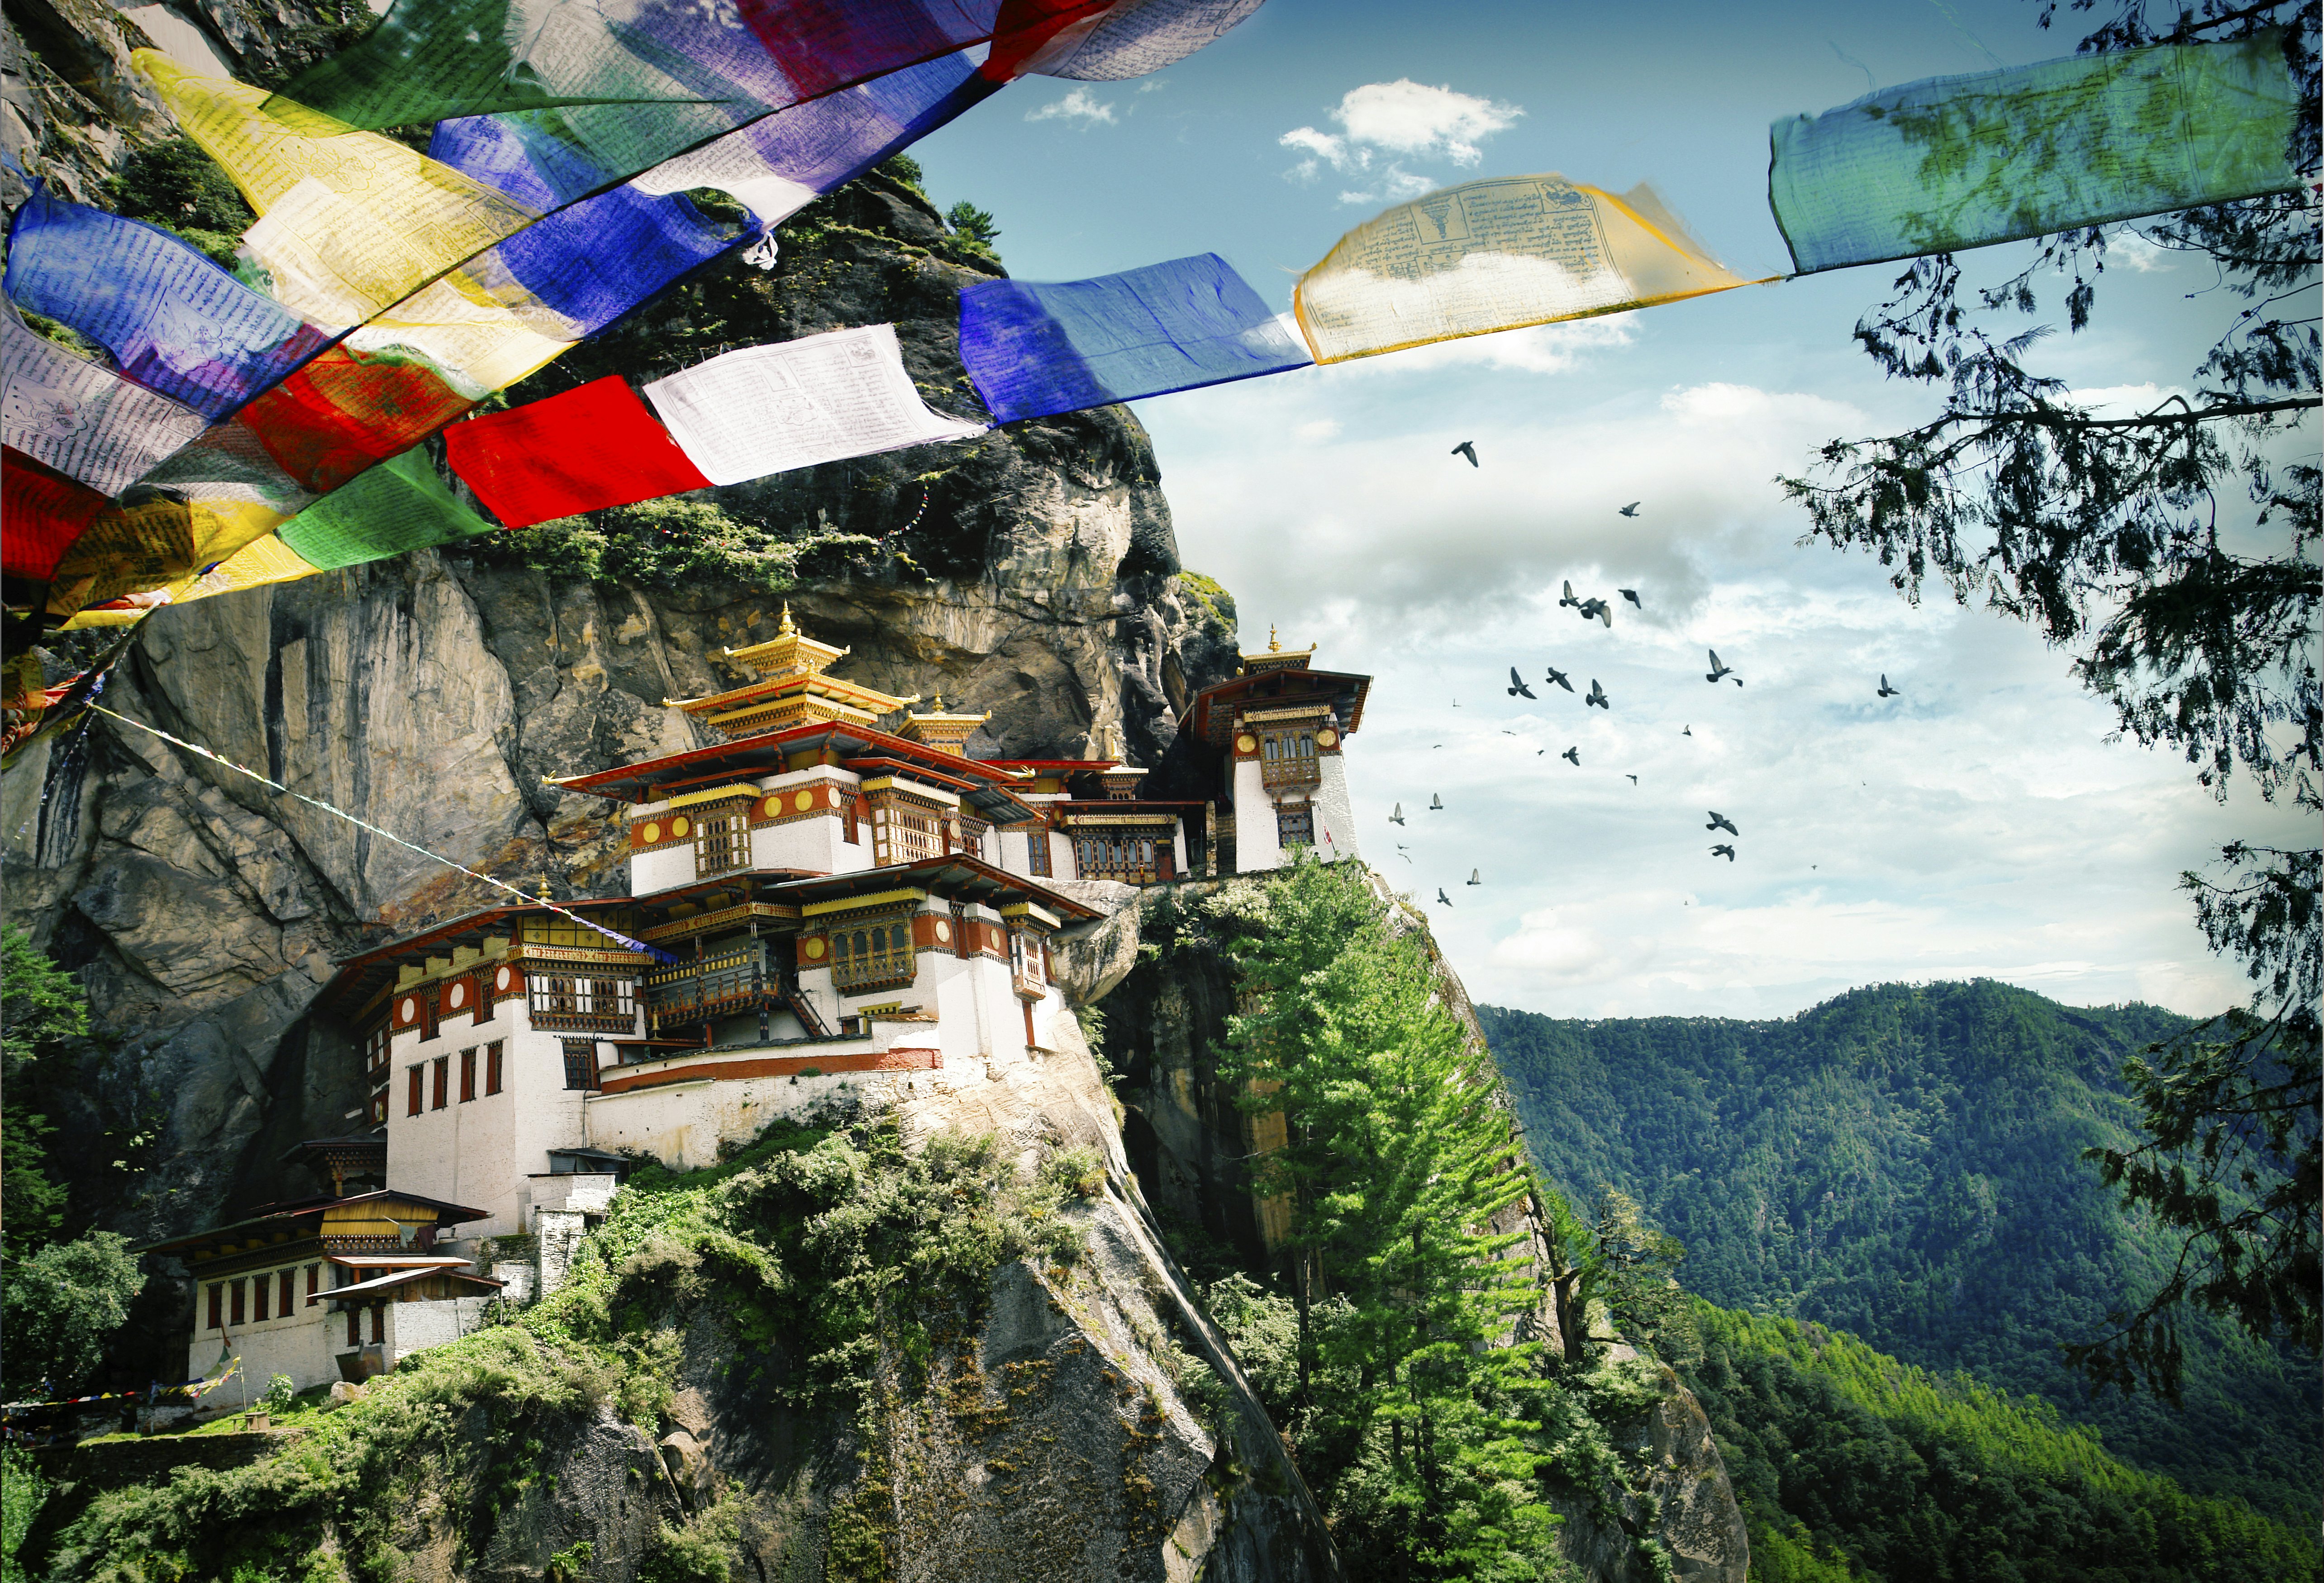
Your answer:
2,311 -> 209,496
642,324 -> 987,487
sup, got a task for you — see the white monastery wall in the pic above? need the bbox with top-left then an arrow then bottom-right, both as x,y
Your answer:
1313,756 -> 1360,864
382,1297 -> 495,1363
1231,758 -> 1283,872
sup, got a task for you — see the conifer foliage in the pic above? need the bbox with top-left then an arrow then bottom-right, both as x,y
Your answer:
1205,859 -> 1567,1579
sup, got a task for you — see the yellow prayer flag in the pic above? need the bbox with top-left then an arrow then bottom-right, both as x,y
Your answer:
136,52 -> 541,327
1293,175 -> 1767,364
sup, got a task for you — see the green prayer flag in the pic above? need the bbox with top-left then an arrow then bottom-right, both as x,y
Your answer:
276,447 -> 497,572
271,0 -> 708,132
1770,33 -> 2306,274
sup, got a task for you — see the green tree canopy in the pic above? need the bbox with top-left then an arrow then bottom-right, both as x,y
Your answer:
1,1233 -> 143,1398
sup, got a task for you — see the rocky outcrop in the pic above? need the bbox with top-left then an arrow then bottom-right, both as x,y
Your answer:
1086,879 -> 1750,1583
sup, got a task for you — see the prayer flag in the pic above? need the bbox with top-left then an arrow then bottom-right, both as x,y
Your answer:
3,186 -> 336,422
624,52 -> 1004,227
1294,175 -> 1761,364
960,252 -> 1309,423
276,446 -> 498,571
46,494 -> 279,613
1,310 -> 210,495
237,348 -> 475,495
2,447 -> 110,582
642,324 -> 986,486
1011,0 -> 1267,81
1769,34 -> 2306,274
446,377 -> 713,528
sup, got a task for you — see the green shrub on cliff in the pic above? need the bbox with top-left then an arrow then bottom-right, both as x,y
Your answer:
465,497 -> 876,595
1,925 -> 84,1258
40,1115 -> 1088,1581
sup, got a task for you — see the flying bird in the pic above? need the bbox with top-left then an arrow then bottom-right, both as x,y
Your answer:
1558,580 -> 1581,610
1585,679 -> 1610,710
1500,729 -> 1517,736
1578,597 -> 1612,627
1561,746 -> 1580,765
1507,667 -> 1536,700
1878,674 -> 1900,698
1710,844 -> 1735,861
1545,665 -> 1574,693
1396,844 -> 1413,863
1466,869 -> 1482,886
1429,794 -> 1445,810
1625,774 -> 1638,785
1705,649 -> 1736,684
1618,501 -> 1641,517
1682,725 -> 1692,737
1437,888 -> 1453,906
1451,440 -> 1479,467
1706,811 -> 1739,836
1620,589 -> 1642,608
1390,802 -> 1406,825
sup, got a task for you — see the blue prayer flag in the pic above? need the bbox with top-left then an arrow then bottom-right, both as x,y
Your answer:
959,253 -> 1310,424
2,186 -> 336,422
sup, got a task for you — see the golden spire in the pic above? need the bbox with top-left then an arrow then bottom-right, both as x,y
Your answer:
777,603 -> 797,636
1268,625 -> 1281,652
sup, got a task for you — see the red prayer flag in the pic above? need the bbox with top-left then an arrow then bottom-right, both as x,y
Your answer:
444,376 -> 712,529
2,447 -> 112,582
242,349 -> 475,494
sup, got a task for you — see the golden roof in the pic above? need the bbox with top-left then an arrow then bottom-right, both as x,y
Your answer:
719,604 -> 850,679
1240,625 -> 1316,673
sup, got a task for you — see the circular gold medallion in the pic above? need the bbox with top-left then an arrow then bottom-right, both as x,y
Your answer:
803,937 -> 826,959
1236,733 -> 1257,754
1316,728 -> 1338,749
795,789 -> 814,811
933,919 -> 952,944
639,821 -> 661,844
399,997 -> 416,1022
671,815 -> 690,838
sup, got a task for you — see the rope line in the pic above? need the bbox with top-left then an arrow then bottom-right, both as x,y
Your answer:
90,706 -> 673,962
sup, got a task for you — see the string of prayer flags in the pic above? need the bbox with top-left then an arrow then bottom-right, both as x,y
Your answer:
959,252 -> 1310,424
640,324 -> 988,486
1,310 -> 211,496
444,377 -> 712,529
274,445 -> 498,570
1769,33 -> 2307,274
3,186 -> 336,422
1292,174 -> 1764,364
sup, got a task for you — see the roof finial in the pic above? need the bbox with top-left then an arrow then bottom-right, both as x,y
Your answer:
1268,625 -> 1281,652
777,602 -> 796,636
931,693 -> 944,710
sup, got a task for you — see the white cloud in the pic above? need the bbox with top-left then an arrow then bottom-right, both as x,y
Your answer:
1026,88 -> 1116,126
1295,418 -> 1342,441
1280,79 -> 1523,187
2106,231 -> 2172,272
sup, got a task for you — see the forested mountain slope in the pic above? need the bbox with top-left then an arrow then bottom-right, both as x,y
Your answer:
1679,1303 -> 2318,1582
1478,981 -> 2319,1523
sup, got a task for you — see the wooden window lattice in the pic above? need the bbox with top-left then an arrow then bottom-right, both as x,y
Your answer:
830,917 -> 916,991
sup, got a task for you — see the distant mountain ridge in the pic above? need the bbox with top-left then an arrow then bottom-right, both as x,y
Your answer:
1479,979 -> 2320,1525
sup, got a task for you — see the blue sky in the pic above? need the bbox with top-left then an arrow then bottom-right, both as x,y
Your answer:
907,0 -> 2314,1019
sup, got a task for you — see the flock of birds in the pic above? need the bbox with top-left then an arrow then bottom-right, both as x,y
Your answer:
1396,467 -> 1907,906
